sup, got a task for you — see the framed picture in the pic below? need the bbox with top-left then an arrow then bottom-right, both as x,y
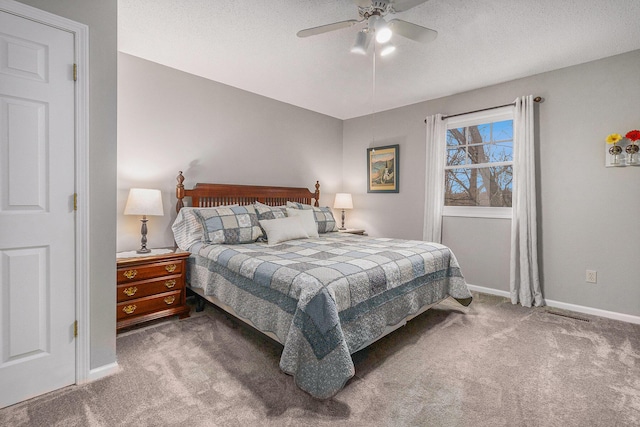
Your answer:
367,144 -> 399,193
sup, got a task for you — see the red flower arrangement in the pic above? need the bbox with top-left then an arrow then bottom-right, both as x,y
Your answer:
625,130 -> 640,165
626,130 -> 640,142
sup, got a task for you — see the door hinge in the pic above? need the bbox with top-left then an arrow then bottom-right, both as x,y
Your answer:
73,63 -> 77,82
73,193 -> 78,211
74,320 -> 78,338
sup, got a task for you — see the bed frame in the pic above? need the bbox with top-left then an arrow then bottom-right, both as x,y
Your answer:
175,171 -> 320,213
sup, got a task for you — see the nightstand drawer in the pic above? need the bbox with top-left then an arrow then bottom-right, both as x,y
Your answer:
117,290 -> 182,321
117,275 -> 184,302
117,259 -> 183,284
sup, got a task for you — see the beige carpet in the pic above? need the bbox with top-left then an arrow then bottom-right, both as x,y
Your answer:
1,292 -> 638,426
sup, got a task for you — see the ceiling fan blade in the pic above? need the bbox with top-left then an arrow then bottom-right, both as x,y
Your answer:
388,19 -> 437,43
297,20 -> 360,38
390,0 -> 430,13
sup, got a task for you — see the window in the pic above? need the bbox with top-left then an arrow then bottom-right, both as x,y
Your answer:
443,106 -> 514,218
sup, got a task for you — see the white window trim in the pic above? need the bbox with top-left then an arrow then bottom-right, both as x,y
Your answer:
443,206 -> 512,219
443,106 -> 514,219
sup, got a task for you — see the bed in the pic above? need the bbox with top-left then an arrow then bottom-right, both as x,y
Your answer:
172,171 -> 472,399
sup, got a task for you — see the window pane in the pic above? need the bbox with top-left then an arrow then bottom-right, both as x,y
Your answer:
493,120 -> 513,141
467,125 -> 484,144
445,169 -> 474,206
467,144 -> 490,165
447,147 -> 466,166
445,166 -> 513,207
483,166 -> 513,207
446,128 -> 465,146
467,141 -> 513,164
476,123 -> 490,142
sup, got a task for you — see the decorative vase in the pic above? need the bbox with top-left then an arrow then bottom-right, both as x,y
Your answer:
609,144 -> 623,165
625,143 -> 639,165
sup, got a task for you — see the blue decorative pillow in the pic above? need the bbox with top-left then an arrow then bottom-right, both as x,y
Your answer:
286,202 -> 338,233
194,205 -> 263,244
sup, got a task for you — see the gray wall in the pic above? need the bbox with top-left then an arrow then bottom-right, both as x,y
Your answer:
117,53 -> 344,251
441,217 -> 511,293
16,0 -> 117,369
343,50 -> 640,317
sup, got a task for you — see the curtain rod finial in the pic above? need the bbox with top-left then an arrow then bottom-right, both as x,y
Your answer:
534,96 -> 543,103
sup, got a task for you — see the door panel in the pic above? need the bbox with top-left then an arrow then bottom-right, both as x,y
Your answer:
0,32 -> 47,82
2,247 -> 48,363
0,10 -> 75,408
1,97 -> 47,210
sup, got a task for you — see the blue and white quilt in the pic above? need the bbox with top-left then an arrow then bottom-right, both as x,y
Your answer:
188,232 -> 472,399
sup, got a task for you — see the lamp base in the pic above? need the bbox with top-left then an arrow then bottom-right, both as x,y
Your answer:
137,216 -> 150,254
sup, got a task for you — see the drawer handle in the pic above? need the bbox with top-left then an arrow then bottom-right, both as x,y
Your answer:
164,279 -> 176,289
123,269 -> 137,280
164,296 -> 175,305
123,286 -> 138,297
122,304 -> 137,315
165,264 -> 177,273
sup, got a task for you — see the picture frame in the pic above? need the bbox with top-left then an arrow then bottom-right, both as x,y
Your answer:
367,144 -> 399,193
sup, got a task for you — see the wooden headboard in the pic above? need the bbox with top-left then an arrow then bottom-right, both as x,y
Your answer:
175,171 -> 320,213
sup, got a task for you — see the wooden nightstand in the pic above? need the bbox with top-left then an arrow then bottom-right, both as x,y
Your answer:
116,249 -> 190,332
338,228 -> 366,235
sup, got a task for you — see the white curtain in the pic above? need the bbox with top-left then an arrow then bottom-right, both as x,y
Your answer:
510,95 -> 544,307
423,114 -> 447,243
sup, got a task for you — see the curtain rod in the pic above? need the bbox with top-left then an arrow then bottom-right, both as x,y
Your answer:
424,96 -> 542,123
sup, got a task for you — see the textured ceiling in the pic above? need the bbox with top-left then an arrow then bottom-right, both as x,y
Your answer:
119,0 -> 640,120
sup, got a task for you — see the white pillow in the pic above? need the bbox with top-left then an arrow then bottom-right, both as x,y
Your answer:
259,216 -> 309,245
286,207 -> 319,238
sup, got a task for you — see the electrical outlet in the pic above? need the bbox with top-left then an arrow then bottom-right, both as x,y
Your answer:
586,270 -> 597,283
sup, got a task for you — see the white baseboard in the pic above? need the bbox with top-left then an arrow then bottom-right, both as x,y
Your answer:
466,284 -> 511,299
466,284 -> 640,325
83,362 -> 120,384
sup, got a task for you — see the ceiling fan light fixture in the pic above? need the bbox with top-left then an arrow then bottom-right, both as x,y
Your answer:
351,30 -> 370,55
375,25 -> 392,43
380,42 -> 396,56
368,14 -> 393,44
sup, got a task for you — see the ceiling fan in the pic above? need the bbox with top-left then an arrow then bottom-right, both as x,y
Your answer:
296,0 -> 437,55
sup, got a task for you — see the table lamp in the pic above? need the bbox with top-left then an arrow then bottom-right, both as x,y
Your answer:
333,193 -> 353,230
124,188 -> 164,253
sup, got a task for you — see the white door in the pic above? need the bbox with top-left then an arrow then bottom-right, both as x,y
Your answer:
0,10 -> 76,408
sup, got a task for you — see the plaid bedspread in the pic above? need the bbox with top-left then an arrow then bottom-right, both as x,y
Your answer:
189,233 -> 472,399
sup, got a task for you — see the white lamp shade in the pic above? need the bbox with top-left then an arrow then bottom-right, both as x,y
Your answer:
124,188 -> 164,216
334,193 -> 353,210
